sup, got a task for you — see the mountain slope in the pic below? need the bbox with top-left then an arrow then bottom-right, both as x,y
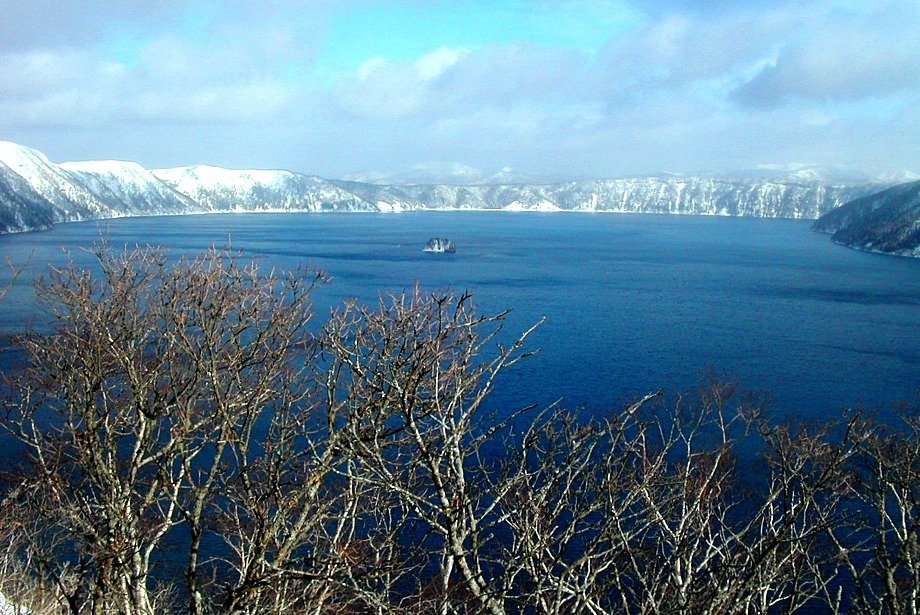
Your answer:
0,141 -> 121,227
326,179 -> 424,212
60,160 -> 199,216
0,140 -> 903,235
813,180 -> 920,256
153,166 -> 402,213
0,142 -> 198,233
0,160 -> 57,233
382,177 -> 871,218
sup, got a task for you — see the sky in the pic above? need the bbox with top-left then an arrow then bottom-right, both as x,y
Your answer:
1,0 -> 918,181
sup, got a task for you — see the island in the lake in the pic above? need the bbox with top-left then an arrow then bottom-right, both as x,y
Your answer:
423,238 -> 456,253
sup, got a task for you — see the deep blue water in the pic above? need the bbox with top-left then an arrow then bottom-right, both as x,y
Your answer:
0,211 -> 918,423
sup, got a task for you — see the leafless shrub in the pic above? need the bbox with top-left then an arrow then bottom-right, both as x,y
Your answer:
0,247 -> 915,614
826,411 -> 920,614
1,247 -> 324,614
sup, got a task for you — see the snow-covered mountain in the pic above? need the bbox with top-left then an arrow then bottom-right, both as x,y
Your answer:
60,159 -> 198,216
152,166 -> 403,213
719,164 -> 920,188
483,167 -> 536,185
813,180 -> 920,257
0,142 -> 420,233
375,177 -> 871,218
0,142 -> 201,233
326,179 -> 425,212
0,141 -> 899,234
0,141 -> 122,225
0,159 -> 57,232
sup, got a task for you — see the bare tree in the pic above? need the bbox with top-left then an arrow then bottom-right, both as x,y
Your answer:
317,297 -> 862,614
1,246 -> 917,615
827,412 -> 920,614
319,289 -> 542,615
484,382 -> 863,615
0,249 -> 538,614
0,257 -> 22,303
0,493 -> 65,614
1,247 -> 327,614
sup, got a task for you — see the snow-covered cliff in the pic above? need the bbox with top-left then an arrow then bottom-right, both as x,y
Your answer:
383,178 -> 870,218
152,166 -> 394,213
0,141 -> 890,234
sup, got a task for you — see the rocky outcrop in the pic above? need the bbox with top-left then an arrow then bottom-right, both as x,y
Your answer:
423,238 -> 456,253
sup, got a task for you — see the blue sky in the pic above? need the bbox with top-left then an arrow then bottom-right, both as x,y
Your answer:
1,0 -> 918,180
319,1 -> 638,66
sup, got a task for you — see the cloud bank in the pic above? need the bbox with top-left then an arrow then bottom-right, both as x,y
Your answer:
1,0 -> 917,180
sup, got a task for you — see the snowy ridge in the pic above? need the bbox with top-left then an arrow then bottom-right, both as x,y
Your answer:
0,142 -> 425,232
0,141 -> 898,234
154,165 -> 296,194
61,160 -> 199,216
0,141 -> 57,183
385,178 -> 873,218
61,159 -> 155,180
0,141 -> 119,223
153,166 -> 409,213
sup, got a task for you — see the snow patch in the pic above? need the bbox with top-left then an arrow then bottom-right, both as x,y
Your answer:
154,165 -> 295,193
0,590 -> 30,614
0,141 -> 58,185
60,159 -> 151,181
502,200 -> 562,212
375,200 -> 405,213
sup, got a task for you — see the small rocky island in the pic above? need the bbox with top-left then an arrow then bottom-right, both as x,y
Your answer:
423,237 -> 456,253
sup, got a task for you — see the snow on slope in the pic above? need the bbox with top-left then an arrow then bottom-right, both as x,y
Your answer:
153,165 -> 403,212
0,589 -> 30,614
387,177 -> 872,218
0,160 -> 57,233
154,165 -> 294,195
0,141 -> 64,187
60,160 -> 199,215
0,140 -> 902,235
326,179 -> 424,212
0,141 -> 118,221
813,180 -> 920,257
61,159 -> 157,183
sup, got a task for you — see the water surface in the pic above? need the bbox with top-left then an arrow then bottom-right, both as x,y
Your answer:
0,212 -> 917,422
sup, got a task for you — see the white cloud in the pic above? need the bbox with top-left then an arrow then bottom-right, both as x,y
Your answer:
357,57 -> 388,81
733,8 -> 920,106
0,31 -> 300,129
2,0 -> 919,179
0,50 -> 126,99
414,46 -> 470,80
341,47 -> 472,117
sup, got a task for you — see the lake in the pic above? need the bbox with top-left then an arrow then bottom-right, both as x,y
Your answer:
0,211 -> 918,423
